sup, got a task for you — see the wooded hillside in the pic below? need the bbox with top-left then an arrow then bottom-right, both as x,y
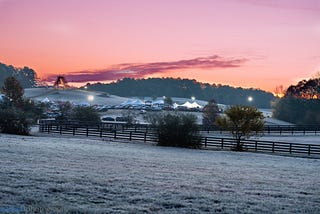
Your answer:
84,78 -> 275,108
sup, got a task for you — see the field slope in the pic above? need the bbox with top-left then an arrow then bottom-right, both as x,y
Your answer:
0,134 -> 319,213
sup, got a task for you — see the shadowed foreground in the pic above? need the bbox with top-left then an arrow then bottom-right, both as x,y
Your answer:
0,134 -> 319,213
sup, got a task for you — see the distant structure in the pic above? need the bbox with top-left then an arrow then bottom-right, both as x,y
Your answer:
53,76 -> 70,89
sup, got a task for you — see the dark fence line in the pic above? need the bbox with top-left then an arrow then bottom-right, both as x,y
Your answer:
202,137 -> 320,157
40,124 -> 157,142
39,119 -> 320,135
39,122 -> 320,158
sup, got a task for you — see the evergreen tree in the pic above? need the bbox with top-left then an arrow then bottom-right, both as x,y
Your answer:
2,76 -> 24,106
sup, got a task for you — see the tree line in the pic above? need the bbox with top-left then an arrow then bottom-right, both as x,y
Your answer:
273,77 -> 320,125
84,78 -> 275,108
0,62 -> 38,88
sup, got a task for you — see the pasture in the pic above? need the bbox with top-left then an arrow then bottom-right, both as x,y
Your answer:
0,134 -> 319,213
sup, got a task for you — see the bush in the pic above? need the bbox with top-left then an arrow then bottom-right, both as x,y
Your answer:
70,106 -> 101,123
149,113 -> 201,148
0,108 -> 30,135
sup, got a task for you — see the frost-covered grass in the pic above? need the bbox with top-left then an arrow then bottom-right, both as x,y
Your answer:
0,134 -> 319,213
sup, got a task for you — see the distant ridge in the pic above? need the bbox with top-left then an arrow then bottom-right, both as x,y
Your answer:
83,78 -> 275,108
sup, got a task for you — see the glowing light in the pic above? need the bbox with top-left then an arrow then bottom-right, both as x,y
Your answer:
248,96 -> 253,102
87,95 -> 94,102
191,96 -> 195,101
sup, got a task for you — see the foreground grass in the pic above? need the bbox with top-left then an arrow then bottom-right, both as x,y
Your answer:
0,134 -> 319,213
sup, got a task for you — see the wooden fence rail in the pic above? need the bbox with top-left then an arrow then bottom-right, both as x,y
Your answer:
39,123 -> 320,158
39,119 -> 320,135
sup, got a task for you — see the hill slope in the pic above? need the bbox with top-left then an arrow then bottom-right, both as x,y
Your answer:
24,88 -> 128,106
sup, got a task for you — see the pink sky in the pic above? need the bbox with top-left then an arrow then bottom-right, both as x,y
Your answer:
0,0 -> 319,92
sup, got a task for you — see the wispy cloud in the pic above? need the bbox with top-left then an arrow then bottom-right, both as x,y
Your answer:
45,55 -> 247,82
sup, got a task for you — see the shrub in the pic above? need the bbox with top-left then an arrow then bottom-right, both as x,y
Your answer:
149,113 -> 201,148
0,108 -> 30,135
70,106 -> 101,123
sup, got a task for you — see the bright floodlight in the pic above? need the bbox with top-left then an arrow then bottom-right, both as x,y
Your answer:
191,96 -> 195,101
88,95 -> 94,102
248,96 -> 253,102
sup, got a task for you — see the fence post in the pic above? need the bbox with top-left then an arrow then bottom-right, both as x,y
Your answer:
204,137 -> 207,148
303,128 -> 306,135
59,126 -> 62,135
114,130 -> 117,139
279,127 -> 282,135
100,128 -> 103,138
291,127 -> 294,135
272,142 -> 275,153
308,145 -> 311,155
144,132 -> 147,142
129,131 -> 132,141
221,138 -> 224,149
289,143 -> 292,154
47,125 -> 50,133
73,127 -> 76,136
255,141 -> 258,152
86,127 -> 89,137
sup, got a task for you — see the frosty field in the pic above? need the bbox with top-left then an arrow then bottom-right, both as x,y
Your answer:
0,134 -> 319,213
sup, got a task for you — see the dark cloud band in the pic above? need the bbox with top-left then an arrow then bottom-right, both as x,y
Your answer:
45,55 -> 247,82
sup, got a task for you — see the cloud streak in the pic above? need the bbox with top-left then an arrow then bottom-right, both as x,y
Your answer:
45,55 -> 247,83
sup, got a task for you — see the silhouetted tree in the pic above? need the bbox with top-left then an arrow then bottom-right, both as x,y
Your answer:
285,78 -> 320,99
2,76 -> 24,106
0,62 -> 37,88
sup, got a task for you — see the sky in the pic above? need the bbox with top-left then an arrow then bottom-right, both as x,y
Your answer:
0,0 -> 319,92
